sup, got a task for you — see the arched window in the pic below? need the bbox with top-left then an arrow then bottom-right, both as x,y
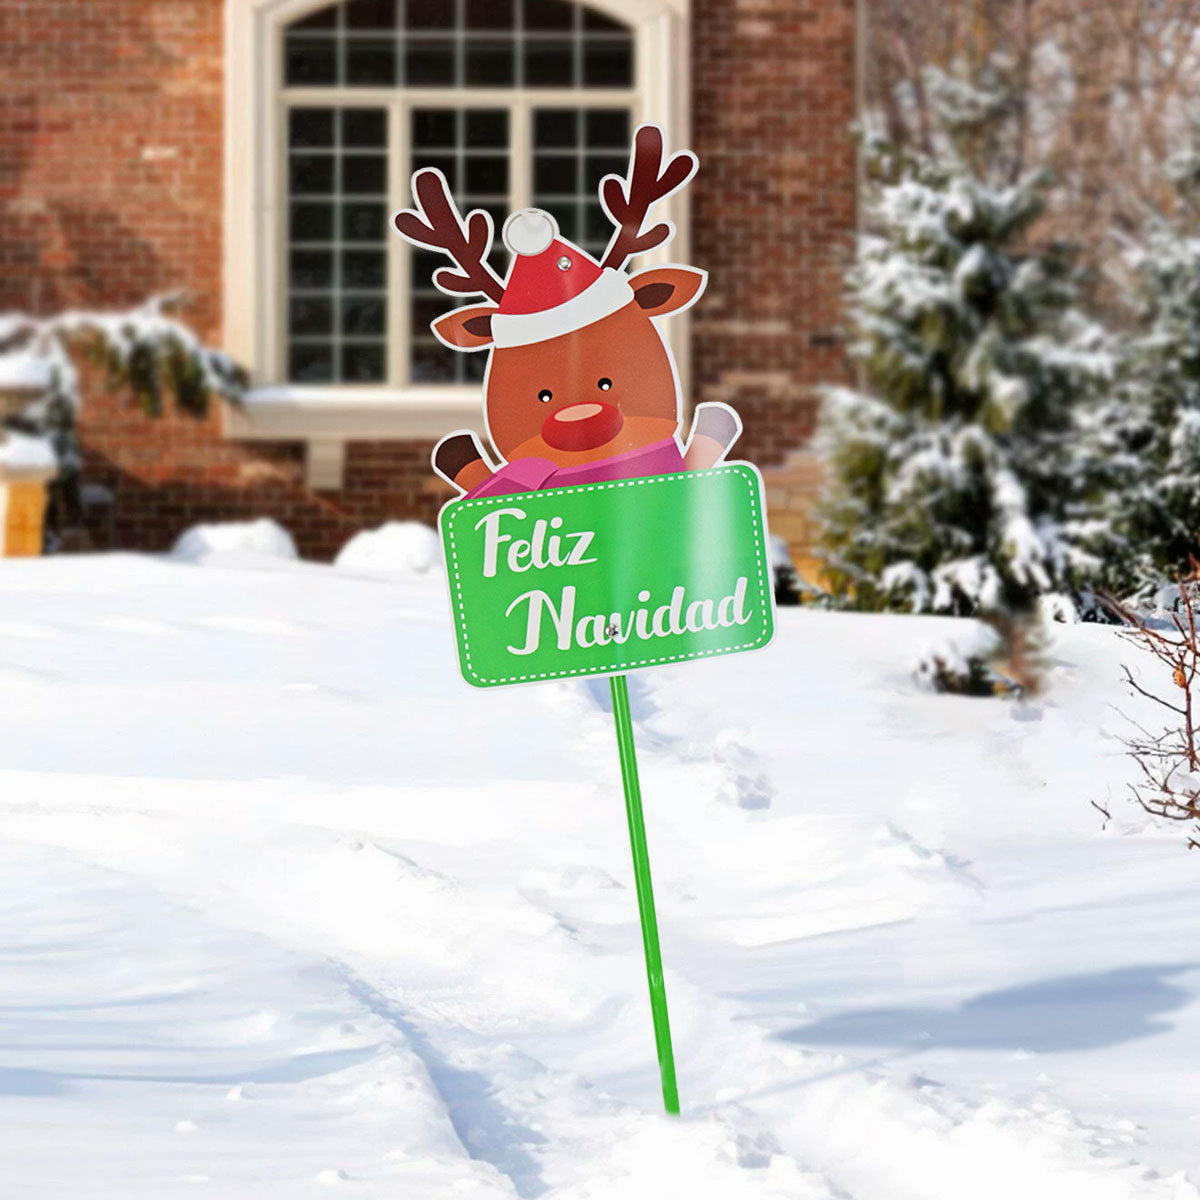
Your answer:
282,0 -> 636,388
225,0 -> 686,452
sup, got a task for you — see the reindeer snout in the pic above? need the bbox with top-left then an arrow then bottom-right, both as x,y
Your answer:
541,402 -> 624,452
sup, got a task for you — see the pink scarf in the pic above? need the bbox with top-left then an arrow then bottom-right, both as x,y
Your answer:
464,438 -> 686,501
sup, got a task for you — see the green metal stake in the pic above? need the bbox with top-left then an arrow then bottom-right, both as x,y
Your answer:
609,671 -> 680,1116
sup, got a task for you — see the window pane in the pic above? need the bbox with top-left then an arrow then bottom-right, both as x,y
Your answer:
523,0 -> 573,30
465,154 -> 508,195
463,351 -> 487,383
523,39 -> 575,87
289,154 -> 335,194
342,295 -> 387,335
581,5 -> 625,32
411,340 -> 456,383
285,37 -> 337,85
290,249 -> 334,289
466,109 -> 507,146
407,40 -> 456,85
343,154 -> 386,193
292,5 -> 337,30
342,108 -> 386,147
406,0 -> 454,28
342,250 -> 386,288
465,0 -> 514,29
342,201 -> 386,240
585,108 -> 629,148
549,205 -> 583,245
290,296 -> 334,336
340,343 -> 386,381
411,250 -> 446,286
413,109 -> 457,148
585,199 -> 612,244
465,38 -> 515,86
587,152 -> 627,181
410,295 -> 446,336
289,343 -> 334,382
583,38 -> 633,87
345,0 -> 396,28
534,108 -> 577,147
346,40 -> 397,85
289,108 -> 335,148
291,202 -> 335,241
533,154 -> 575,195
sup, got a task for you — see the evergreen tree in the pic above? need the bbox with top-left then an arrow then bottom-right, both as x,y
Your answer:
1108,139 -> 1200,602
820,66 -> 1116,618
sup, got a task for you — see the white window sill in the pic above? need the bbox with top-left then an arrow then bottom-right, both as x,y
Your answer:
222,385 -> 485,443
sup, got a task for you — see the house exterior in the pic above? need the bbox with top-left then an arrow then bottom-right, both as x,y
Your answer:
0,0 -> 856,561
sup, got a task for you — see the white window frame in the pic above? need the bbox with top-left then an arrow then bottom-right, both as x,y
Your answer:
223,0 -> 692,473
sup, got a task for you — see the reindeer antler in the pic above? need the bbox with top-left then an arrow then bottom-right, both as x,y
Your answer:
394,169 -> 506,304
599,125 -> 698,272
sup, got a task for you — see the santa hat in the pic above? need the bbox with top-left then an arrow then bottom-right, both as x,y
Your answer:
491,209 -> 635,349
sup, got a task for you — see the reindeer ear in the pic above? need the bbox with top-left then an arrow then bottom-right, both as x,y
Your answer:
431,304 -> 497,351
629,266 -> 707,318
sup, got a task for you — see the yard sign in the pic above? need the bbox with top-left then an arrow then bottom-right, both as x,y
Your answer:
442,465 -> 773,688
395,124 -> 776,1114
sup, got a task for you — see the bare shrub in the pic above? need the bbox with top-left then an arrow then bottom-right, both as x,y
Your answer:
1103,572 -> 1200,847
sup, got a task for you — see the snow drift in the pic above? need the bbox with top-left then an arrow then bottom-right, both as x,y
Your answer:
170,518 -> 298,565
334,521 -> 441,577
0,551 -> 1196,1197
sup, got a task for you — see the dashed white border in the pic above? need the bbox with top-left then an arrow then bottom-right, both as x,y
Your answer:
440,465 -> 775,688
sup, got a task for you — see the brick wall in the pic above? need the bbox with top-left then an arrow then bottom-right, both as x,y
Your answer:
77,374 -> 448,559
1,0 -> 856,560
692,0 -> 857,468
0,1 -> 224,326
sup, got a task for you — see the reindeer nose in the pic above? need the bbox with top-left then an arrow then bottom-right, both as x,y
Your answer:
542,402 -> 624,452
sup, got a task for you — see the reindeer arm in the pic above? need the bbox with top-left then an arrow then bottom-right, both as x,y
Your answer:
433,431 -> 494,495
682,402 -> 742,471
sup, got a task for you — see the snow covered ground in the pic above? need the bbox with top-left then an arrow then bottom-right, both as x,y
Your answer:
0,545 -> 1198,1198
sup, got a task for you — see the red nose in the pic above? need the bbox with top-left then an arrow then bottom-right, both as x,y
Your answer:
541,402 -> 624,452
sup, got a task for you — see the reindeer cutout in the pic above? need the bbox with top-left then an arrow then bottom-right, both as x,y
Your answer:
393,124 -> 741,500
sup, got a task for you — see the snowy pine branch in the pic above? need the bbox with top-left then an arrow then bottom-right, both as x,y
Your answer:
0,294 -> 247,425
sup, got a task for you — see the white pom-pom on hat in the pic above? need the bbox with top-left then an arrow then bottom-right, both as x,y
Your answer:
502,208 -> 558,257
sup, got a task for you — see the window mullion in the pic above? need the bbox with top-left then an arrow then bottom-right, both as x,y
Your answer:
337,104 -> 346,382
389,97 -> 410,388
511,96 -> 531,213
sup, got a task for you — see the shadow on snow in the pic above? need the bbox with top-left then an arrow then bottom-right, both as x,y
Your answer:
778,963 -> 1200,1054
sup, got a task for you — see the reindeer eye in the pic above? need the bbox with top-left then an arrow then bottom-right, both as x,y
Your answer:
538,389 -> 553,403
597,377 -> 613,391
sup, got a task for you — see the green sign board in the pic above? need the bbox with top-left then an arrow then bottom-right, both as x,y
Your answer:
440,464 -> 775,688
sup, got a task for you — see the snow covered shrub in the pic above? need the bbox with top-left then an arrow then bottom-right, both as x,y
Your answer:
912,622 -> 1019,697
914,643 -> 998,696
1105,579 -> 1200,849
334,522 -> 441,577
819,66 -> 1116,622
171,519 -> 297,564
0,296 -> 246,549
